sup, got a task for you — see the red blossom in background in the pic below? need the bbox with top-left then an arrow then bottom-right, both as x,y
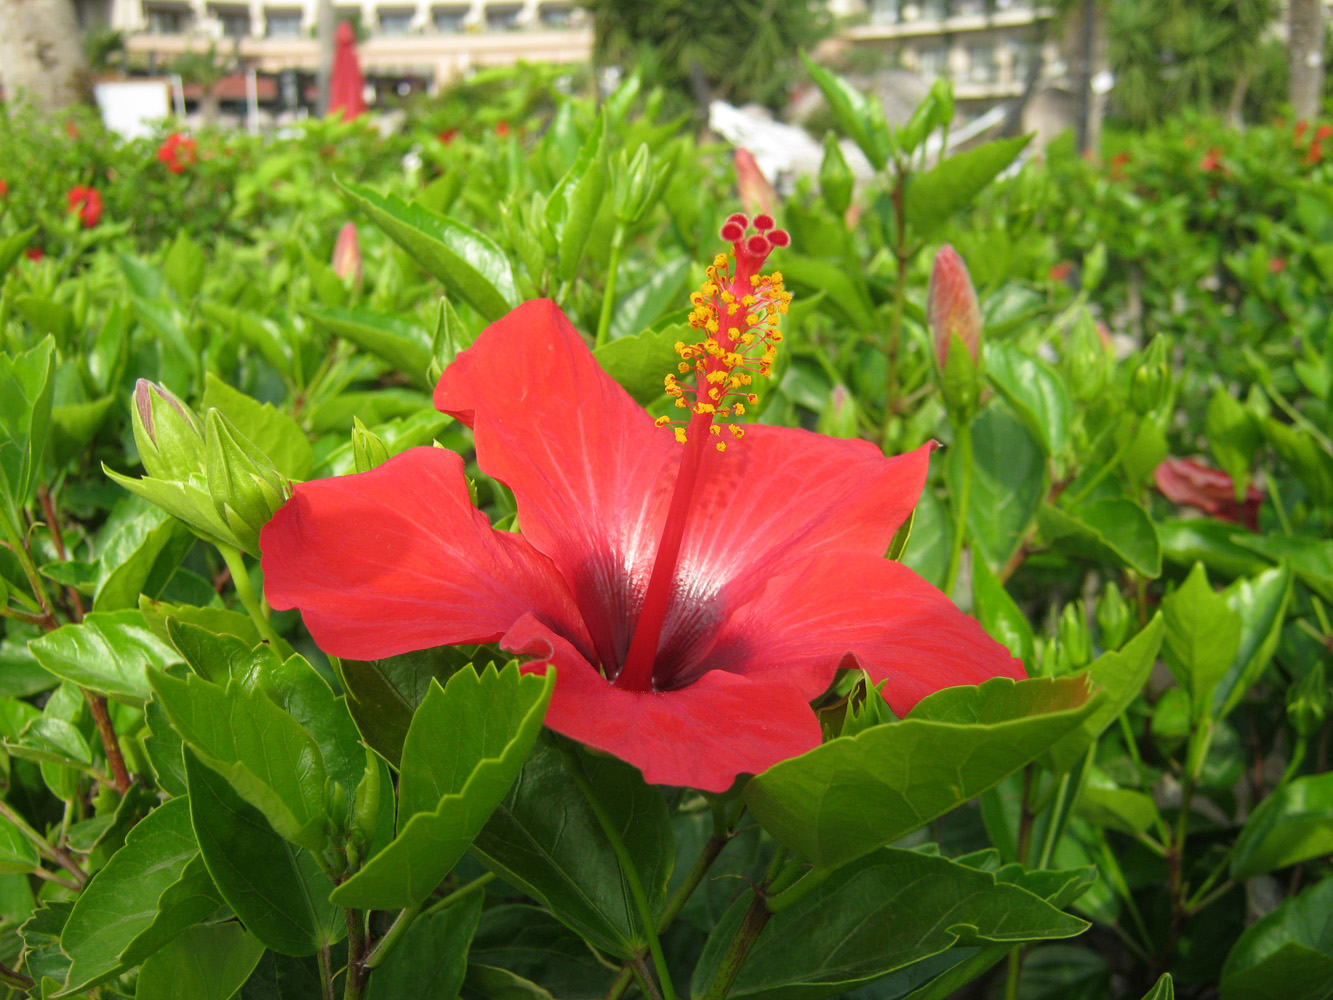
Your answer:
495,121 -> 510,137
331,222 -> 362,285
1198,147 -> 1225,173
1269,257 -> 1287,274
0,179 -> 8,198
1049,261 -> 1074,283
1109,151 -> 1130,181
261,218 -> 1020,792
156,133 -> 198,174
23,248 -> 44,262
1154,458 -> 1262,532
67,186 -> 102,228
438,128 -> 459,144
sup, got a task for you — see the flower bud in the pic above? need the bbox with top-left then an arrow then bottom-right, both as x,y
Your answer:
817,384 -> 859,439
819,132 -> 854,215
1065,312 -> 1110,403
1057,601 -> 1092,673
351,417 -> 390,473
613,143 -> 654,224
1095,583 -> 1132,651
331,222 -> 362,287
132,379 -> 205,480
350,746 -> 382,852
1287,662 -> 1327,739
1129,337 -> 1172,416
205,409 -> 291,555
928,246 -> 982,368
735,148 -> 776,219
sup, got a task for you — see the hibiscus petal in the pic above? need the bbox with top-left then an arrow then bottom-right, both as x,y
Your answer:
260,446 -> 591,661
695,553 -> 1025,712
503,614 -> 823,793
433,300 -> 677,669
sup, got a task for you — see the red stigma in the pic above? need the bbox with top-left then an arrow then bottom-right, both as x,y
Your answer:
752,213 -> 775,231
746,234 -> 771,257
720,221 -> 745,242
726,212 -> 749,228
768,229 -> 791,248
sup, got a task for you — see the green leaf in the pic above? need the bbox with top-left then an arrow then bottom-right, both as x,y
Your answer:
468,903 -> 617,998
1215,565 -> 1292,718
151,671 -> 329,851
971,556 -> 1035,671
1076,778 -> 1161,836
780,254 -> 878,332
135,922 -> 265,1000
336,645 -> 490,768
799,52 -> 891,170
139,597 -> 264,648
304,307 -> 433,386
609,257 -> 692,342
364,891 -> 482,1000
1232,534 -> 1333,604
0,227 -> 37,279
57,797 -> 219,996
0,817 -> 39,874
19,901 -> 75,989
1039,498 -> 1162,578
691,848 -> 1087,1000
201,373 -> 312,481
163,231 -> 207,301
1206,390 -> 1260,498
92,499 -> 193,611
1220,876 -> 1333,1000
547,112 -> 608,283
1158,520 -> 1272,579
1141,973 -> 1175,1000
744,676 -> 1100,869
471,736 -> 675,958
905,136 -> 1031,241
200,302 -> 292,378
1231,773 -> 1333,880
954,405 -> 1047,571
30,610 -> 183,706
185,750 -> 341,957
1161,563 -> 1240,718
1044,615 -> 1164,773
985,342 -> 1072,460
339,181 -> 517,321
0,336 -> 56,528
331,664 -> 554,910
257,653 -> 366,794
593,322 -> 683,404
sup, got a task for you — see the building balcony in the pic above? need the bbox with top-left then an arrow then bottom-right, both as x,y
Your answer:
848,4 -> 1054,40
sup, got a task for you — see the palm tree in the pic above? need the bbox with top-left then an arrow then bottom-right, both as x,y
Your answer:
0,0 -> 91,112
1289,0 -> 1324,119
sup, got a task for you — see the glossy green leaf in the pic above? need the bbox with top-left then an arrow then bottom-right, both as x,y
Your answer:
0,817 -> 39,874
954,405 -> 1047,571
304,306 -> 433,386
1158,520 -> 1271,578
0,227 -> 37,279
1161,563 -> 1240,718
163,231 -> 206,301
201,373 -> 311,480
985,342 -> 1072,459
547,112 -> 608,283
331,664 -> 554,910
364,891 -> 482,1000
1220,877 -> 1333,1000
0,336 -> 56,526
1076,780 -> 1160,836
745,676 -> 1099,869
185,750 -> 341,957
1039,498 -> 1162,578
971,556 -> 1035,671
139,597 -> 263,647
471,736 -> 675,958
798,52 -> 891,169
166,618 -> 280,684
905,136 -> 1031,241
339,181 -> 517,321
151,670 -> 329,851
1141,973 -> 1175,1000
135,921 -> 265,1000
257,653 -> 365,794
30,610 -> 183,705
468,903 -> 617,998
1233,534 -> 1333,604
691,848 -> 1087,1000
92,499 -> 193,611
593,322 -> 683,404
609,257 -> 692,342
200,302 -> 293,378
781,254 -> 878,331
58,797 -> 220,996
1231,773 -> 1333,880
1215,565 -> 1291,717
1044,614 -> 1164,773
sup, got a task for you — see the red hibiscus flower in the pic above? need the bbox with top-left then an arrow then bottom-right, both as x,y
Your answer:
495,121 -> 510,137
157,132 -> 198,174
438,127 -> 459,144
0,179 -> 8,198
1154,458 -> 1262,532
260,215 -> 1021,792
23,247 -> 44,262
66,186 -> 102,227
1198,147 -> 1224,173
1318,124 -> 1333,141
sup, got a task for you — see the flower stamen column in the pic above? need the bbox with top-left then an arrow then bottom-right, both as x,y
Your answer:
614,214 -> 792,692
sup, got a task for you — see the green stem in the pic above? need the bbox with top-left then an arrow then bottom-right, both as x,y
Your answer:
765,864 -> 832,914
1064,429 -> 1137,508
343,909 -> 367,1000
218,543 -> 281,645
363,906 -> 420,972
318,943 -> 335,1000
658,835 -> 727,930
604,965 -> 636,1000
562,744 -> 678,1000
0,799 -> 85,886
422,871 -> 496,917
943,418 -> 974,599
699,891 -> 772,1000
1266,473 -> 1295,536
595,224 -> 626,349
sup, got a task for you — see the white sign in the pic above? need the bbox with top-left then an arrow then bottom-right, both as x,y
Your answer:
95,80 -> 172,140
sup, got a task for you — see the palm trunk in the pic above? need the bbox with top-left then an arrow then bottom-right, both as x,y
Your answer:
0,0 -> 92,112
1289,0 -> 1324,121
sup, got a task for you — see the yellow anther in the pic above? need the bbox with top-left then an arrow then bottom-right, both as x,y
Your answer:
705,318 -> 719,333
742,295 -> 756,306
679,363 -> 691,373
675,398 -> 688,408
727,303 -> 740,315
713,253 -> 728,268
733,402 -> 746,415
675,427 -> 688,444
709,425 -> 721,436
730,425 -> 745,439
716,441 -> 727,452
747,393 -> 758,404
695,403 -> 716,415
746,314 -> 760,327
654,415 -> 671,427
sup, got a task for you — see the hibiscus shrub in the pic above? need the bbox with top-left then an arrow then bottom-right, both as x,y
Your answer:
0,66 -> 1329,1000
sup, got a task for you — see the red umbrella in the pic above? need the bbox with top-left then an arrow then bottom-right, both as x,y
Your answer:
328,20 -> 367,119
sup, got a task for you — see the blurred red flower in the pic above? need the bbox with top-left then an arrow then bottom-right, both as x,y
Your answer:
157,133 -> 198,174
67,186 -> 102,228
1154,458 -> 1262,531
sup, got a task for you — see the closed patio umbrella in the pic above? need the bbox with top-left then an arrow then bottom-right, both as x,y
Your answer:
328,20 -> 367,119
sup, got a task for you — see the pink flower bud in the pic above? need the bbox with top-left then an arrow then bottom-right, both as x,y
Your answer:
332,222 -> 362,285
927,245 -> 982,368
734,148 -> 776,219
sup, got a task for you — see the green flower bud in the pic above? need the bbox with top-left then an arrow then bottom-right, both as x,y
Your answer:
1065,312 -> 1110,404
204,409 -> 290,555
351,418 -> 390,474
1095,583 -> 1132,651
500,194 -> 548,286
816,385 -> 859,439
1057,601 -> 1092,672
351,746 -> 382,852
132,379 -> 204,481
1287,662 -> 1327,739
1129,337 -> 1172,416
819,132 -> 854,216
613,143 -> 654,224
